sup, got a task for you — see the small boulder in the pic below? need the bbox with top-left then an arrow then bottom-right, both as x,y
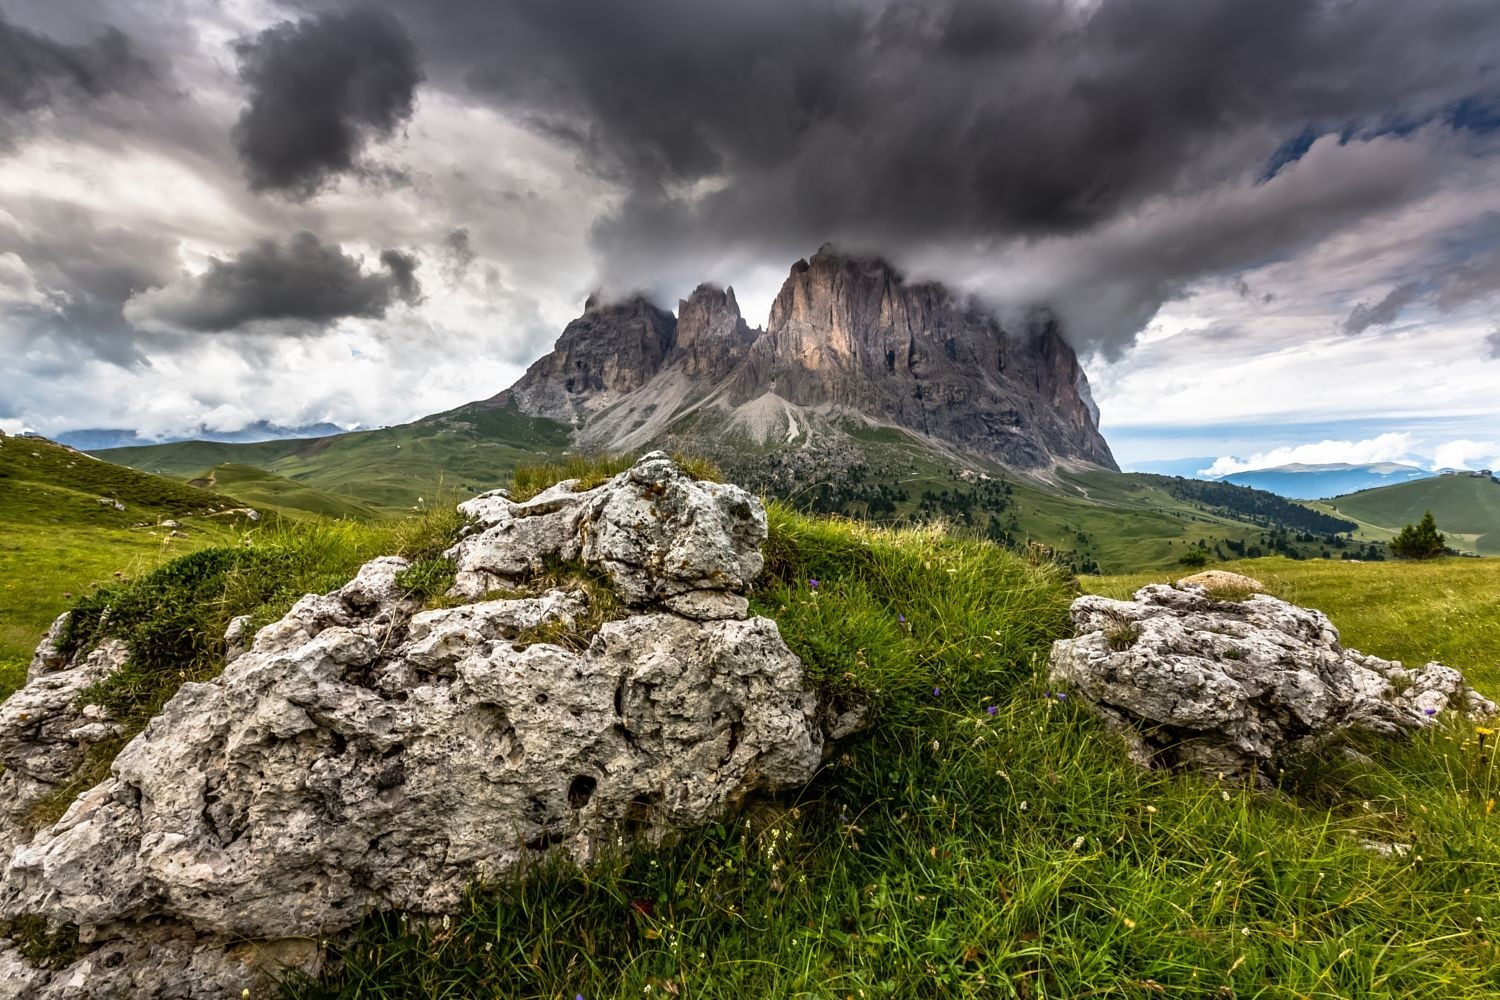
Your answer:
1049,583 -> 1495,781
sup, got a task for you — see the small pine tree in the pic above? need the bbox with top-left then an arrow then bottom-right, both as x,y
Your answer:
1388,511 -> 1446,560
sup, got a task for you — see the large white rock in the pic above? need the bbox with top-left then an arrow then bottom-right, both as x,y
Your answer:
448,451 -> 767,611
0,456 -> 828,997
1049,583 -> 1497,779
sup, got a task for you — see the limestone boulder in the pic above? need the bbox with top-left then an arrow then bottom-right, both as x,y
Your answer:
1049,583 -> 1496,780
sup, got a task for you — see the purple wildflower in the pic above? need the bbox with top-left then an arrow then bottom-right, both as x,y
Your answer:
898,613 -> 906,624
933,686 -> 942,697
986,705 -> 998,716
1044,691 -> 1053,700
808,578 -> 820,589
1424,707 -> 1437,717
1056,692 -> 1067,701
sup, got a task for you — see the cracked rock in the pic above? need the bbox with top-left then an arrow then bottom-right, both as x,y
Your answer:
1049,582 -> 1496,781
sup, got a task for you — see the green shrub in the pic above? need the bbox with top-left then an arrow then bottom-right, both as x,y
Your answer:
1389,511 -> 1447,560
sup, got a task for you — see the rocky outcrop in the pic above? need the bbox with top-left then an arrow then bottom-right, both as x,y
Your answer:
0,456 -> 829,997
0,618 -> 129,855
505,296 -> 677,426
503,246 -> 1116,473
722,248 -> 1115,470
1049,582 -> 1497,781
671,283 -> 760,381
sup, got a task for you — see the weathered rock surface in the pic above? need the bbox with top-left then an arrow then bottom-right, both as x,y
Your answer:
721,247 -> 1116,471
1175,570 -> 1264,592
0,616 -> 128,855
1049,582 -> 1497,780
0,456 -> 827,997
447,451 -> 766,607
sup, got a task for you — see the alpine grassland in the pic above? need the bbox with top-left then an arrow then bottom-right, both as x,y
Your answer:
259,460 -> 1500,1000
10,451 -> 1500,996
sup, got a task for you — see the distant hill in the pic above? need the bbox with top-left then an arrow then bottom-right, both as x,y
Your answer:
1,433 -> 244,528
97,402 -> 572,511
1220,462 -> 1434,499
54,421 -> 348,451
1321,473 -> 1500,554
185,464 -> 385,521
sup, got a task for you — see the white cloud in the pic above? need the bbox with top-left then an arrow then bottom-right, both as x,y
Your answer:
1431,439 -> 1500,471
1199,433 -> 1419,476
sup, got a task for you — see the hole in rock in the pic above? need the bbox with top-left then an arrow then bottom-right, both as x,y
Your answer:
568,775 -> 598,810
535,692 -> 549,705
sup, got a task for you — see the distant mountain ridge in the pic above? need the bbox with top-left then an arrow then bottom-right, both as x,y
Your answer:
1217,462 -> 1434,499
54,421 -> 348,451
502,246 -> 1116,473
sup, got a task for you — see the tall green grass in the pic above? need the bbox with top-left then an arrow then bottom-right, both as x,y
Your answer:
285,503 -> 1500,1000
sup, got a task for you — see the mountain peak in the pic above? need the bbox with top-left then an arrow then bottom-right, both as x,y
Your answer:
506,247 -> 1115,472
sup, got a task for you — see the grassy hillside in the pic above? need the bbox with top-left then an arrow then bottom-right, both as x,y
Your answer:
1319,475 -> 1500,555
1087,555 -> 1500,689
100,400 -> 572,510
287,464 -> 1500,999
0,435 -> 259,693
186,464 -> 385,521
10,455 -> 1500,996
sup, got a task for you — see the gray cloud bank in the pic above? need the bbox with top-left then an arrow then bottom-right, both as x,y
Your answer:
233,5 -> 423,198
297,0 -> 1500,346
126,232 -> 422,333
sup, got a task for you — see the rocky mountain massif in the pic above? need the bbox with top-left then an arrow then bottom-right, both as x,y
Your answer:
502,246 -> 1116,474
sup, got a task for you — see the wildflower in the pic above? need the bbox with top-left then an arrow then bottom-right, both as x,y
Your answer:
1145,805 -> 1158,814
1056,692 -> 1067,701
1018,800 -> 1029,812
1424,707 -> 1437,717
933,686 -> 941,697
808,578 -> 820,590
898,613 -> 906,623
987,705 -> 998,716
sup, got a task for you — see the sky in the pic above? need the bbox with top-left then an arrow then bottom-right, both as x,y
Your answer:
2,0 -> 1499,473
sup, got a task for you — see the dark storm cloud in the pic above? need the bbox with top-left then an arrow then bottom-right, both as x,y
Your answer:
442,227 -> 477,281
324,0 -> 1498,230
0,9 -> 155,147
1344,282 -> 1421,334
126,231 -> 422,332
281,0 -> 1500,348
233,6 -> 422,198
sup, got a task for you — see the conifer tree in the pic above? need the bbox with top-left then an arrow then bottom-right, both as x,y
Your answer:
1388,511 -> 1446,559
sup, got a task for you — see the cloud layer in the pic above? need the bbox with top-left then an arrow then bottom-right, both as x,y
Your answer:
125,232 -> 422,333
0,0 -> 1498,451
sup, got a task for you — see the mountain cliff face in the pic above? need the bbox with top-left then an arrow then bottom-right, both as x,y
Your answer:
505,247 -> 1116,472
